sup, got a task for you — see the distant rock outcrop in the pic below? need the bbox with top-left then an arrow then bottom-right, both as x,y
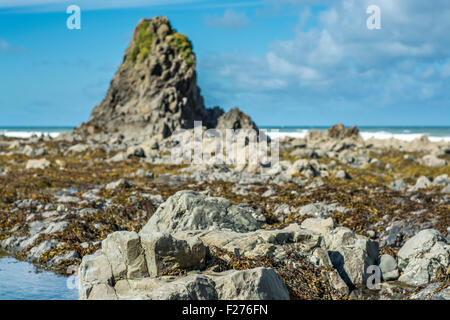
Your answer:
216,107 -> 258,132
79,16 -> 224,139
327,123 -> 362,142
73,16 -> 264,144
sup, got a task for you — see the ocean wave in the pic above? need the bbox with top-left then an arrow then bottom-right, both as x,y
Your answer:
264,130 -> 450,143
0,131 -> 62,139
359,131 -> 450,142
2,129 -> 449,143
262,129 -> 309,140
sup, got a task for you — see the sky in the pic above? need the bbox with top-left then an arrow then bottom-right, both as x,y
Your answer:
0,0 -> 449,127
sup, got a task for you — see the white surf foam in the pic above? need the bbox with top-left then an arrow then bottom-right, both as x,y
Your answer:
265,130 -> 450,143
0,131 -> 62,139
2,129 -> 449,143
360,131 -> 450,142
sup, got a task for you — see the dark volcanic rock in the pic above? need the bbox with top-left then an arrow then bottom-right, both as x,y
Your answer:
79,16 -> 223,139
327,124 -> 362,141
216,107 -> 258,131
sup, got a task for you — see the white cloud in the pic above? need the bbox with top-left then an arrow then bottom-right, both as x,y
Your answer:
205,9 -> 250,30
202,0 -> 450,111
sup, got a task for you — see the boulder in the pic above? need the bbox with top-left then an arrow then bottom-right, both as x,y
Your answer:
378,254 -> 399,281
126,146 -> 146,158
335,170 -> 351,180
433,174 -> 449,186
324,227 -> 379,288
327,124 -> 362,142
420,155 -> 447,167
78,250 -> 114,300
215,107 -> 258,132
296,202 -> 348,219
388,179 -> 408,192
397,229 -> 449,286
409,176 -> 432,191
140,232 -> 207,277
66,144 -> 88,154
139,190 -> 259,234
23,145 -> 46,157
301,217 -> 335,235
27,239 -> 59,262
287,159 -> 320,178
442,184 -> 450,193
142,274 -> 218,300
81,267 -> 289,300
105,179 -> 132,190
198,225 -> 322,261
410,282 -> 450,300
213,267 -> 289,300
397,229 -> 447,269
101,231 -> 148,281
25,158 -> 51,170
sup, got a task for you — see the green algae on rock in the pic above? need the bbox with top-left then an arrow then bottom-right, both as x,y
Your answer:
167,32 -> 194,67
128,20 -> 153,63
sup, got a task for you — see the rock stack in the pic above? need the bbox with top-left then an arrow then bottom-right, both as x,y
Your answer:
76,16 -> 258,142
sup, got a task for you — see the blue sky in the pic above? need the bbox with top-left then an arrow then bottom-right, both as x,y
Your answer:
0,0 -> 449,126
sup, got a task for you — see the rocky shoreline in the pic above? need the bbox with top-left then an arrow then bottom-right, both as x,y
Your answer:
0,125 -> 448,300
0,16 -> 449,300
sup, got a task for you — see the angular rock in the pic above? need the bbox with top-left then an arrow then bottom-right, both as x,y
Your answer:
324,227 -> 379,288
442,184 -> 450,193
88,284 -> 118,300
287,159 -> 320,178
140,190 -> 259,234
327,124 -> 363,143
78,250 -> 114,300
213,267 -> 289,300
66,144 -> 88,154
81,267 -> 289,300
140,232 -> 207,277
105,179 -> 132,190
215,107 -> 258,132
335,170 -> 351,180
409,176 -> 432,191
27,239 -> 59,262
101,231 -> 148,280
432,174 -> 449,186
25,158 -> 51,170
410,282 -> 450,300
420,154 -> 447,167
378,254 -> 399,281
397,229 -> 447,270
198,224 -> 322,261
397,229 -> 449,286
145,274 -> 218,300
296,202 -> 348,219
388,179 -> 408,192
301,217 -> 335,235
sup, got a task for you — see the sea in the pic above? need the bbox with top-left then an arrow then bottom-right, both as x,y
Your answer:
1,126 -> 449,142
0,250 -> 78,300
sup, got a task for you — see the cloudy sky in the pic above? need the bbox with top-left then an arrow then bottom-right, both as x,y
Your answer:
0,0 -> 449,126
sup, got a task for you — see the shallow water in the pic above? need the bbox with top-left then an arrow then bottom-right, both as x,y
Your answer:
0,251 -> 78,300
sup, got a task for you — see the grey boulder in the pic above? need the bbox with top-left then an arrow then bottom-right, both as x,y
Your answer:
140,190 -> 259,234
324,227 -> 379,288
397,229 -> 449,286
